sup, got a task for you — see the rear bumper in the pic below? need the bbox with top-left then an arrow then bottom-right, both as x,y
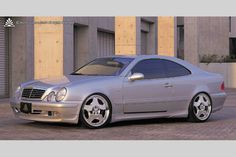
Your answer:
10,98 -> 83,124
211,92 -> 227,112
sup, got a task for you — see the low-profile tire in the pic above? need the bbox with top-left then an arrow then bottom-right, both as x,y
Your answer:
188,93 -> 212,122
79,94 -> 112,129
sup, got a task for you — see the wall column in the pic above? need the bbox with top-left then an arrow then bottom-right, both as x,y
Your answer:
115,17 -> 137,55
34,16 -> 63,79
157,16 -> 175,56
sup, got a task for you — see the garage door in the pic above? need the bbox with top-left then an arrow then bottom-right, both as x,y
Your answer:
97,30 -> 115,57
0,18 -> 8,98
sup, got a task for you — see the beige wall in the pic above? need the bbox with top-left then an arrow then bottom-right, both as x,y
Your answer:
34,16 -> 63,79
115,17 -> 137,55
157,16 -> 175,56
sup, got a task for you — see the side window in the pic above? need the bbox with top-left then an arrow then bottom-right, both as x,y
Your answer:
131,59 -> 166,79
164,60 -> 191,77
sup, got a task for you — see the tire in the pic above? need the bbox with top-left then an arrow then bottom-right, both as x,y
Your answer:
79,94 -> 112,129
188,93 -> 212,122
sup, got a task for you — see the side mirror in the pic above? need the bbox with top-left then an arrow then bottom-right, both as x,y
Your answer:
128,73 -> 144,81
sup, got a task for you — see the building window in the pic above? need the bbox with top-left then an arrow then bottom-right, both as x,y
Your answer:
177,17 -> 184,60
177,25 -> 184,59
141,30 -> 148,54
230,38 -> 236,56
140,18 -> 155,55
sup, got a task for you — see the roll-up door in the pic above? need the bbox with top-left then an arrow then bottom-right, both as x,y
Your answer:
97,30 -> 115,57
0,18 -> 8,98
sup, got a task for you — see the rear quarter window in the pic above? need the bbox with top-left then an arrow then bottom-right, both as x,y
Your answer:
163,60 -> 191,77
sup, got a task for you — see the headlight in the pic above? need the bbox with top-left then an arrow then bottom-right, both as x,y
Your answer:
55,88 -> 67,102
47,91 -> 56,102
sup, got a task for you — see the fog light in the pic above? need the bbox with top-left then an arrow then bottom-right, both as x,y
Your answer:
48,111 -> 58,116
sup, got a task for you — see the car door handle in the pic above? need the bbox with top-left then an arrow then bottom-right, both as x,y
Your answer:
164,83 -> 173,88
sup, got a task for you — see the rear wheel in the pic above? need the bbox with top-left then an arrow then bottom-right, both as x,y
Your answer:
80,94 -> 112,129
188,93 -> 212,122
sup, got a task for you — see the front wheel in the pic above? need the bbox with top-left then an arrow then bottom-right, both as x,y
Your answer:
80,94 -> 112,129
188,93 -> 212,122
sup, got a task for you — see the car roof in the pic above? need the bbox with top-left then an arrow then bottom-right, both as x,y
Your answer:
102,54 -> 184,61
102,54 -> 168,59
104,54 -> 205,75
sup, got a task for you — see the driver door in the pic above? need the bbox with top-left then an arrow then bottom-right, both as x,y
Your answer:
122,59 -> 173,114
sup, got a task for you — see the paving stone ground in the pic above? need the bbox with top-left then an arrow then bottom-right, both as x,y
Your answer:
0,89 -> 236,140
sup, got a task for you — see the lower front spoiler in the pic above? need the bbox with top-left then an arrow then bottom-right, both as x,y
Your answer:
10,98 -> 83,124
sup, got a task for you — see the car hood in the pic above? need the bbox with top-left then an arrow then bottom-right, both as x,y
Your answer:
21,75 -> 112,89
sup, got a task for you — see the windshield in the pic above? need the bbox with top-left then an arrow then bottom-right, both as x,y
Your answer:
71,57 -> 134,76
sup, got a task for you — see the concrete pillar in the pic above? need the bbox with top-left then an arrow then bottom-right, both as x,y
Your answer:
9,17 -> 34,97
34,17 -> 63,79
198,17 -> 229,57
115,16 -> 137,55
157,16 -> 175,56
184,17 -> 199,65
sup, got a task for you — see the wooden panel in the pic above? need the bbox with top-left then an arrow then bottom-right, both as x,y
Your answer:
34,17 -> 63,79
115,17 -> 136,55
158,16 -> 175,56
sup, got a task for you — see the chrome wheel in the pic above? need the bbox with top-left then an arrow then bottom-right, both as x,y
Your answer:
82,94 -> 110,128
193,93 -> 212,121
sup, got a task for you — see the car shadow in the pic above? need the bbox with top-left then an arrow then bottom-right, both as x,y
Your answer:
20,113 -> 230,129
108,118 -> 188,128
23,121 -> 78,129
23,117 -> 189,129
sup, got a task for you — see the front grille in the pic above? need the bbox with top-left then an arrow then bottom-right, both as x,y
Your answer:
21,88 -> 45,99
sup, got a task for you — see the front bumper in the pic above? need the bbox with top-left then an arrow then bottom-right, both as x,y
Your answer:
10,98 -> 83,124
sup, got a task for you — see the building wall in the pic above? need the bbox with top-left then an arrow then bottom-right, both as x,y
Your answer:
198,17 -> 229,57
230,17 -> 236,37
184,17 -> 199,65
2,16 -> 235,97
9,17 -> 34,97
63,17 -> 115,74
184,17 -> 229,65
115,16 -> 157,55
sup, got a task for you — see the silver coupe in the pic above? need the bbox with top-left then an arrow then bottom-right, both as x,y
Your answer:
10,55 -> 226,128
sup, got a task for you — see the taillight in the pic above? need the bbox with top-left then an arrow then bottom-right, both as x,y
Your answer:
220,82 -> 225,91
